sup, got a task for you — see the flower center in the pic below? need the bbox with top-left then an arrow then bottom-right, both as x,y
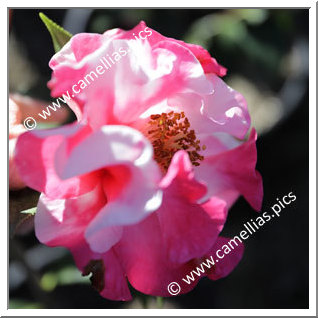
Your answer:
147,111 -> 205,171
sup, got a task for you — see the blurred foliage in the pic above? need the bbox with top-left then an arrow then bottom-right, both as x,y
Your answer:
9,299 -> 43,309
40,266 -> 90,292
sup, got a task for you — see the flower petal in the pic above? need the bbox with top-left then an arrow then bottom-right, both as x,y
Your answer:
106,21 -> 226,77
202,74 -> 251,139
35,183 -> 106,248
83,38 -> 212,128
157,151 -> 228,263
168,74 -> 250,140
205,236 -> 245,280
182,43 -> 227,76
49,23 -> 213,129
14,123 -> 99,199
70,240 -> 132,301
196,128 -> 263,211
55,125 -> 162,253
116,213 -> 198,297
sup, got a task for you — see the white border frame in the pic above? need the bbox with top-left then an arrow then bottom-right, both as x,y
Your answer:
2,1 -> 316,316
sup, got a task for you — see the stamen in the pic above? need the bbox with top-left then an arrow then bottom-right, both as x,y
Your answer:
147,111 -> 205,171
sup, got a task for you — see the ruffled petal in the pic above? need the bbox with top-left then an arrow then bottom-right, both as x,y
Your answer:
14,123 -> 99,199
195,128 -> 263,211
55,125 -> 162,253
157,151 -> 228,263
182,43 -> 227,76
105,21 -> 226,77
202,74 -> 251,139
48,34 -> 104,118
35,183 -> 106,248
168,74 -> 250,140
48,22 -> 214,128
70,240 -> 132,301
116,213 -> 198,297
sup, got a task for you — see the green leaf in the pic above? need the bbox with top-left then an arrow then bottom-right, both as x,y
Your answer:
20,207 -> 37,215
39,12 -> 73,53
9,299 -> 43,309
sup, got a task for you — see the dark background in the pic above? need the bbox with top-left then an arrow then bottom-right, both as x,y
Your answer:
9,8 -> 309,309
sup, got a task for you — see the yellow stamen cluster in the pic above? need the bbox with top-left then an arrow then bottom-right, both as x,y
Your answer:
147,111 -> 205,171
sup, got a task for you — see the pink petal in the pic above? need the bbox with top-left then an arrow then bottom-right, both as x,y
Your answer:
71,33 -> 103,62
82,38 -> 211,128
71,240 -> 132,301
182,43 -> 227,76
203,74 -> 251,139
106,21 -> 226,77
48,33 -> 105,119
49,23 -> 213,129
54,125 -> 152,179
47,64 -> 88,117
205,236 -> 245,280
177,236 -> 244,287
196,128 -> 263,211
168,74 -> 251,140
157,151 -> 228,263
54,125 -> 162,253
116,213 -> 198,297
14,123 -> 99,199
35,183 -> 106,248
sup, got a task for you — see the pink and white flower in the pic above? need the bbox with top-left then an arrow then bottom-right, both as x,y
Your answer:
15,22 -> 262,300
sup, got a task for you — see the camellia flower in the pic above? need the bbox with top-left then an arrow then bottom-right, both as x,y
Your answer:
15,22 -> 263,300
